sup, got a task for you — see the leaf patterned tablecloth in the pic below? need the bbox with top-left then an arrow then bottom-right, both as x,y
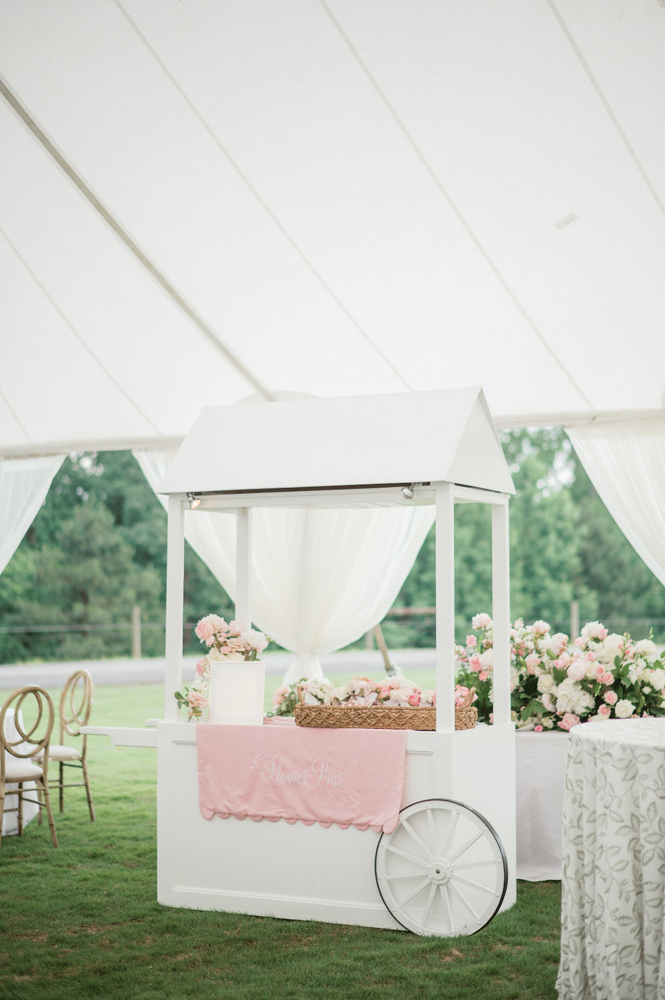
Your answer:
558,719 -> 665,1000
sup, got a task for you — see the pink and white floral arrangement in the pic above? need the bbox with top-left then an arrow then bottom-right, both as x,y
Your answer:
175,615 -> 270,721
456,613 -> 665,730
272,674 -> 476,713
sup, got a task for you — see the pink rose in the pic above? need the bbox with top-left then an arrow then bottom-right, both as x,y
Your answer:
575,637 -> 585,648
602,673 -> 614,686
596,665 -> 605,678
472,613 -> 492,630
195,658 -> 207,676
466,635 -> 477,648
587,652 -> 597,662
478,670 -> 489,682
598,704 -> 611,716
604,690 -> 618,705
228,620 -> 243,636
534,725 -> 543,733
188,690 -> 207,708
272,685 -> 289,708
558,713 -> 580,731
408,693 -> 420,706
195,618 -> 215,641
469,656 -> 482,673
530,620 -> 550,636
526,654 -> 540,673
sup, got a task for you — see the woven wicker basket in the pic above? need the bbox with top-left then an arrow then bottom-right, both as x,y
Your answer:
295,687 -> 477,731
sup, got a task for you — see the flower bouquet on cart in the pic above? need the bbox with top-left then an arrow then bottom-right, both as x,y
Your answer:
175,615 -> 270,723
293,675 -> 478,731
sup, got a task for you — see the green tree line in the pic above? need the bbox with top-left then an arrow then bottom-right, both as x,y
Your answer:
0,430 -> 663,663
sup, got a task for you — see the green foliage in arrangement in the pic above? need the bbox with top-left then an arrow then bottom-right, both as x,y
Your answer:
0,683 -> 561,1000
1,429 -> 665,663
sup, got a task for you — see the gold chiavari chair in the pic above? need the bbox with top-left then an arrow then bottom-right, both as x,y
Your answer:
0,686 -> 58,850
35,669 -> 95,821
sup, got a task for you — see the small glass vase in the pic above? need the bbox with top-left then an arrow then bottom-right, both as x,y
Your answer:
207,658 -> 265,726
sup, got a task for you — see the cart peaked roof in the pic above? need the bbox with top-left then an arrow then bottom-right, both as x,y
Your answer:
158,388 -> 514,496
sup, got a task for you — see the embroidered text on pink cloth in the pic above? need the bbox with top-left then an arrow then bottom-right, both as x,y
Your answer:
196,723 -> 407,833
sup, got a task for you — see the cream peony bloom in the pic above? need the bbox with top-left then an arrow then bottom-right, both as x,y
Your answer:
537,674 -> 555,694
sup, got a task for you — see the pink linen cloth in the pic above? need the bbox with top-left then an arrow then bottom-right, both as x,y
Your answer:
197,723 -> 407,833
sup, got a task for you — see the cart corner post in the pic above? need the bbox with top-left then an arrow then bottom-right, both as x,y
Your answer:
434,481 -> 455,734
491,499 -> 511,727
164,493 -> 186,722
235,506 -> 252,631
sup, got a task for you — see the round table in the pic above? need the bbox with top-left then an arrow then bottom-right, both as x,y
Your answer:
558,718 -> 665,1000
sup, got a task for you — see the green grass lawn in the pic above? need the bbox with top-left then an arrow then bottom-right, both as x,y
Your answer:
0,684 -> 561,1000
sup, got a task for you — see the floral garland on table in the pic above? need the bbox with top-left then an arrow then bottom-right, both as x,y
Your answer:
175,614 -> 270,721
456,614 -> 665,731
270,675 -> 477,714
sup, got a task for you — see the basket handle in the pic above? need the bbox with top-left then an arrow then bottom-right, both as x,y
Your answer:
458,687 -> 476,709
296,684 -> 305,705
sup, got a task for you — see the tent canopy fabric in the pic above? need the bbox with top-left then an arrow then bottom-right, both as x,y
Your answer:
158,388 -> 515,496
1,0 -> 665,459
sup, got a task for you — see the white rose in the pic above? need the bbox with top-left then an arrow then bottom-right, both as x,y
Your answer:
635,639 -> 657,659
542,717 -> 554,729
614,699 -> 634,719
598,634 -> 624,666
650,669 -> 665,691
582,621 -> 608,642
240,629 -> 268,652
567,662 -> 586,682
537,674 -> 555,694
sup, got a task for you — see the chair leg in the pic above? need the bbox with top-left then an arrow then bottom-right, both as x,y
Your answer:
59,761 -> 64,813
37,782 -> 43,825
18,783 -> 24,837
0,790 -> 5,850
40,779 -> 58,849
82,760 -> 95,822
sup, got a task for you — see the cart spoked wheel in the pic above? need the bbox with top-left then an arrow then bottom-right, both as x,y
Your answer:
375,798 -> 508,937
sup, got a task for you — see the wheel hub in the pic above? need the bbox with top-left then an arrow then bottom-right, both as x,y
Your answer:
428,858 -> 453,884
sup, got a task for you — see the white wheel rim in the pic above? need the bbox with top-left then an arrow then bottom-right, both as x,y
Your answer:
375,799 -> 508,937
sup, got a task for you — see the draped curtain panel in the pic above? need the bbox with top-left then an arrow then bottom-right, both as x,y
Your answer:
0,455 -> 65,575
134,451 -> 434,682
566,418 -> 665,588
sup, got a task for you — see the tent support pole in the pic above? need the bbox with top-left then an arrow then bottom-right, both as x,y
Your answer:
164,495 -> 186,722
435,482 -> 455,733
492,501 -> 511,726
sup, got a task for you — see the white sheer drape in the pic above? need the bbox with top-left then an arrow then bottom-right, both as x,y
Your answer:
134,450 -> 434,682
567,418 -> 665,587
0,455 -> 65,575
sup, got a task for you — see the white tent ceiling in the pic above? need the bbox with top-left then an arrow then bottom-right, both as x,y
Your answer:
1,0 -> 665,457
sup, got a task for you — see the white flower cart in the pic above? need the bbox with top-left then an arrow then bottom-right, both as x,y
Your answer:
88,388 -> 517,937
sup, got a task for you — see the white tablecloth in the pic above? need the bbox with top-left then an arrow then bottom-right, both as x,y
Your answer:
2,708 -> 40,837
558,718 -> 665,1000
516,730 -> 569,880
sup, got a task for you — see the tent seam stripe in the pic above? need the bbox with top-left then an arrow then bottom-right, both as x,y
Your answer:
546,0 -> 665,222
111,0 -> 413,392
318,0 -> 595,412
0,74 -> 274,403
0,223 -> 163,435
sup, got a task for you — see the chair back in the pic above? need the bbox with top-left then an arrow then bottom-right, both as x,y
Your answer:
60,669 -> 93,741
0,686 -> 55,763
